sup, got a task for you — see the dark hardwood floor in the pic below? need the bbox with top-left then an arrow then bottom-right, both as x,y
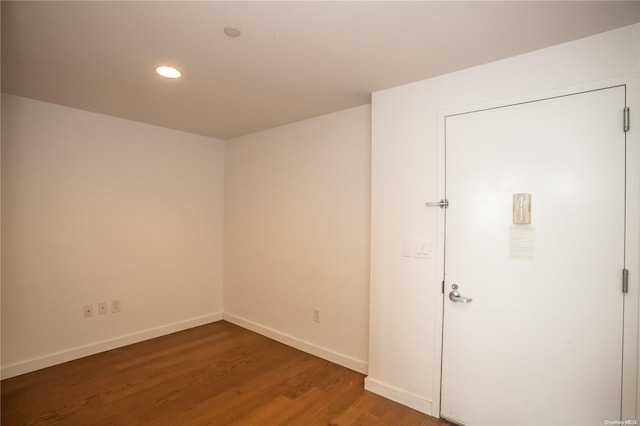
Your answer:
2,321 -> 451,425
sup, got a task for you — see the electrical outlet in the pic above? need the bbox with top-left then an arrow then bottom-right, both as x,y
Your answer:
98,302 -> 107,315
111,300 -> 121,313
312,308 -> 320,323
84,304 -> 93,318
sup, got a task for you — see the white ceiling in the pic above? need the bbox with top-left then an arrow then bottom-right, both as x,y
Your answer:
3,1 -> 640,140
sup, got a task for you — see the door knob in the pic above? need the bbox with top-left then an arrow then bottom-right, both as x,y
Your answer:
449,290 -> 473,304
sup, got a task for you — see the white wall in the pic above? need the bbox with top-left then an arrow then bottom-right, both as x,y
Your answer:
224,105 -> 371,372
368,24 -> 640,416
1,94 -> 226,378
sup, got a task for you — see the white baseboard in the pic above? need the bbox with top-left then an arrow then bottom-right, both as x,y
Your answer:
223,312 -> 368,374
1,312 -> 223,379
364,376 -> 434,416
2,312 -> 369,381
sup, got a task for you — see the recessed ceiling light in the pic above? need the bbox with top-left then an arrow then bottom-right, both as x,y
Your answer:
155,66 -> 182,79
224,27 -> 241,38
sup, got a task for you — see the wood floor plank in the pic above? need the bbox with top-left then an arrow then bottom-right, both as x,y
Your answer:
232,394 -> 294,426
2,321 -> 452,425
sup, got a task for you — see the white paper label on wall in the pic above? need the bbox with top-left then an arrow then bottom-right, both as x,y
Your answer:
509,225 -> 536,259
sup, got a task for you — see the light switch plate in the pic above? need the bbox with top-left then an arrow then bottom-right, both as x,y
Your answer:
413,240 -> 432,259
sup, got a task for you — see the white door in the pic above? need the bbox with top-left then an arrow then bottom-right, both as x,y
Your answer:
440,87 -> 627,426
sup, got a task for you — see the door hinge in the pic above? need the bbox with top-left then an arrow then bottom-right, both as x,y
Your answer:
624,107 -> 630,132
442,281 -> 445,294
623,268 -> 629,294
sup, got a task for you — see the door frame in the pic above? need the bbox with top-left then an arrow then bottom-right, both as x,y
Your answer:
431,75 -> 640,421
